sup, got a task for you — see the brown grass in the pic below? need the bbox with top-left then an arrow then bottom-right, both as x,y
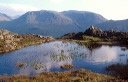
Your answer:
60,64 -> 74,69
16,62 -> 24,69
0,69 -> 117,82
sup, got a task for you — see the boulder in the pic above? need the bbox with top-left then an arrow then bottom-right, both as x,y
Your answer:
84,25 -> 103,37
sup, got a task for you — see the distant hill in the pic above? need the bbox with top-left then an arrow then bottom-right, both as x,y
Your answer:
0,13 -> 12,21
0,10 -> 107,38
95,19 -> 128,32
62,10 -> 107,30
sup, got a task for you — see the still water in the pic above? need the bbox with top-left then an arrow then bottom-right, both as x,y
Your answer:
0,41 -> 128,76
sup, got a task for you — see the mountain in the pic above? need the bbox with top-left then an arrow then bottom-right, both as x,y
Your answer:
0,10 -> 107,38
61,10 -> 107,30
0,13 -> 12,21
0,10 -> 81,38
14,10 -> 76,24
95,19 -> 128,32
10,15 -> 21,19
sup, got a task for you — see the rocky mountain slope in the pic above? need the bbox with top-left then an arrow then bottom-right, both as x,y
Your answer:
1,10 -> 128,37
62,10 -> 107,30
0,29 -> 54,53
15,10 -> 75,24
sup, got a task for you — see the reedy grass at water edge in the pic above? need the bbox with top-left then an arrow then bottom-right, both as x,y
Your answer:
0,69 -> 116,82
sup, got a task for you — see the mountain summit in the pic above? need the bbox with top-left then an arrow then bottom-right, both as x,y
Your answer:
62,10 -> 107,30
14,10 -> 74,25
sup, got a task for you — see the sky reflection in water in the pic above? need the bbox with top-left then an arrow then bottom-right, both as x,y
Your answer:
0,41 -> 128,76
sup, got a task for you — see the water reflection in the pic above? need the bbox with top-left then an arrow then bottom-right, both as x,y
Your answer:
87,46 -> 117,63
0,41 -> 128,76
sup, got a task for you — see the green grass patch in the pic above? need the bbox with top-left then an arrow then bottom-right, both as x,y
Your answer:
82,35 -> 101,41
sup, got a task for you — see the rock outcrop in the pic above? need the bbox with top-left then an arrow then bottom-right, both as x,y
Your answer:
84,26 -> 128,38
84,26 -> 103,37
0,29 -> 54,53
0,29 -> 19,52
59,26 -> 128,44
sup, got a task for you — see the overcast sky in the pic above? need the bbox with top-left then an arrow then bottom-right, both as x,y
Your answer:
0,0 -> 128,20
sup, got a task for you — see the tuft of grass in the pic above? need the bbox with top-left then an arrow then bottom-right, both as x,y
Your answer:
16,62 -> 24,69
60,64 -> 74,69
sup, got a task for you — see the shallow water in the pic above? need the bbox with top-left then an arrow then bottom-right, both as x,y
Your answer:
0,41 -> 128,76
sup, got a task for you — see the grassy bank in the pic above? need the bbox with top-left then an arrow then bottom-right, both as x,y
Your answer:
58,34 -> 128,50
59,39 -> 120,50
0,69 -> 116,82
